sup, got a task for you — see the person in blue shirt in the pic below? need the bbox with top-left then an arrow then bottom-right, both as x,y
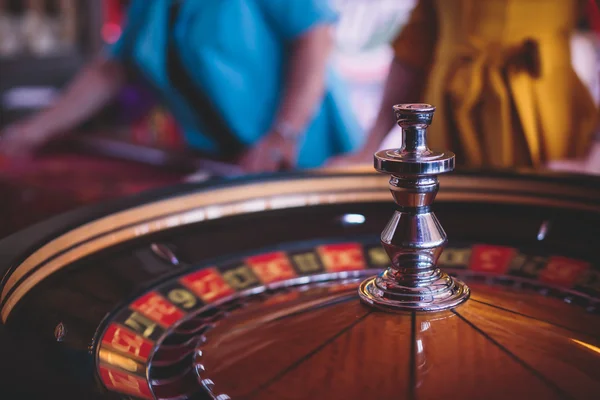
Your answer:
1,0 -> 362,173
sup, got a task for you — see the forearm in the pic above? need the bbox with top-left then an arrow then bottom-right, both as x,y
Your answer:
273,25 -> 333,134
363,57 -> 427,153
27,57 -> 126,136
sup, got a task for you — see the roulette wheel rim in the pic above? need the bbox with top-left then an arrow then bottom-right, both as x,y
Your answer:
2,166 -> 599,320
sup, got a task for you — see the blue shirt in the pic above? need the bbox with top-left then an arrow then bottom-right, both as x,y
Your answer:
108,0 -> 363,168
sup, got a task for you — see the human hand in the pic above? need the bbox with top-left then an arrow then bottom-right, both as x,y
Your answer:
239,131 -> 298,173
0,120 -> 53,158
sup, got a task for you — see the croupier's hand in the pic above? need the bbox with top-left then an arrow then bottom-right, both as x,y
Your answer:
239,130 -> 298,173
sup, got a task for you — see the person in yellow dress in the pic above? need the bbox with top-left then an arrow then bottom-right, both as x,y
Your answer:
329,0 -> 599,169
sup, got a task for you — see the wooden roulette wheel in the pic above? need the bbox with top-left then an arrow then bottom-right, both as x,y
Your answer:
0,105 -> 598,400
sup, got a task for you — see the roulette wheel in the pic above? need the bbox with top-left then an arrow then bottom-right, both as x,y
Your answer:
0,104 -> 599,400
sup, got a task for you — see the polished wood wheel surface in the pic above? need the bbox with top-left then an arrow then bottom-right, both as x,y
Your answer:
192,278 -> 599,400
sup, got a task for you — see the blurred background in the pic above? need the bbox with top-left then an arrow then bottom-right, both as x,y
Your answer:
0,0 -> 599,238
0,0 -> 419,135
2,1 -> 598,138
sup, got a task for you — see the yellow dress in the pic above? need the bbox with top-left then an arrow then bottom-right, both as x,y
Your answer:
393,0 -> 598,168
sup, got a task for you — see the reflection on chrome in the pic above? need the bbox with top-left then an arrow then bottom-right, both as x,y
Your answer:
359,104 -> 470,312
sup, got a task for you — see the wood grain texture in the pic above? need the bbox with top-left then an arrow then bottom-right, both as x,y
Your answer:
253,310 -> 412,400
414,309 -> 562,400
457,300 -> 600,399
469,282 -> 600,336
200,292 -> 370,398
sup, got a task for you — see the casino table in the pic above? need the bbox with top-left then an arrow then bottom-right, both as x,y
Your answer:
0,106 -> 599,399
0,132 -> 242,239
